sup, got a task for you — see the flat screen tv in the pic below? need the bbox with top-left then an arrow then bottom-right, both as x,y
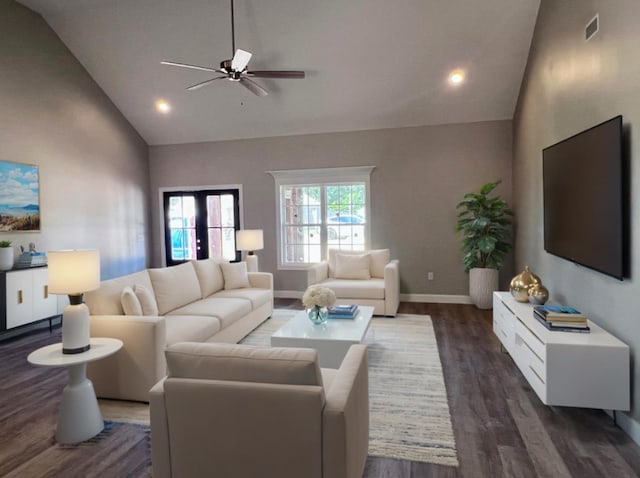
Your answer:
543,115 -> 624,280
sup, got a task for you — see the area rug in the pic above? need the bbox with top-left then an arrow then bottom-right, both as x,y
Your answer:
101,310 -> 458,467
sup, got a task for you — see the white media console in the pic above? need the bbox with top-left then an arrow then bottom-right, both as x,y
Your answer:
493,291 -> 630,410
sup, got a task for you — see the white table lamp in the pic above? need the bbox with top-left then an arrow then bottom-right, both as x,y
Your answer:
236,229 -> 264,272
48,250 -> 100,354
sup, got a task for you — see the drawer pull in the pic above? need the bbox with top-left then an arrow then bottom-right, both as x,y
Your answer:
44,285 -> 48,299
501,328 -> 507,338
18,290 -> 23,304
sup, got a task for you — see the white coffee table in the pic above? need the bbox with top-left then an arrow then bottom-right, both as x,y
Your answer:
271,306 -> 374,368
28,337 -> 123,444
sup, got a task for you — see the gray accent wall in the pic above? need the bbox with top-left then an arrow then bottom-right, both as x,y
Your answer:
0,2 -> 150,279
150,120 -> 512,295
514,0 -> 640,422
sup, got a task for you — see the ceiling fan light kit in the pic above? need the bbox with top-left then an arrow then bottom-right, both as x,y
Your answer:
161,0 -> 305,97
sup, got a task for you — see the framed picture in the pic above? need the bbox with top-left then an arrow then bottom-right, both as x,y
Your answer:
0,160 -> 40,232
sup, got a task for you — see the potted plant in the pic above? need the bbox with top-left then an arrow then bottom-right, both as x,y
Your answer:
455,180 -> 513,309
0,240 -> 14,271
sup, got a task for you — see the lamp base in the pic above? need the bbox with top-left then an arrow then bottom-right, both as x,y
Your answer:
246,254 -> 259,273
62,302 -> 91,355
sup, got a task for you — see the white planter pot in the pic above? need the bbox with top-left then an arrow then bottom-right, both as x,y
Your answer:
469,268 -> 499,309
0,247 -> 14,271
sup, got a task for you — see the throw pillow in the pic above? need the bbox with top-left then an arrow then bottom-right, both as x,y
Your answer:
334,253 -> 371,280
368,249 -> 391,278
220,261 -> 251,290
121,286 -> 143,316
134,284 -> 159,316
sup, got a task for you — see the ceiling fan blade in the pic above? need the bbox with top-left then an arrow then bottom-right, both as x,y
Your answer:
186,76 -> 227,91
239,77 -> 268,97
161,60 -> 222,73
246,70 -> 306,79
231,49 -> 252,72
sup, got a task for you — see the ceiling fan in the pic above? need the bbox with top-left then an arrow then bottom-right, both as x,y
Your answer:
161,0 -> 305,97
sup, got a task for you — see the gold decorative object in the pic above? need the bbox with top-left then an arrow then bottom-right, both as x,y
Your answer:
509,266 -> 541,302
527,283 -> 549,305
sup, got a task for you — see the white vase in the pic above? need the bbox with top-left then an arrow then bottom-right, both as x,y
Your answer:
469,267 -> 499,309
0,247 -> 14,271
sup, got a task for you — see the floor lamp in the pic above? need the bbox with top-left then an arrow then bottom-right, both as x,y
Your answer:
48,250 -> 100,354
236,229 -> 264,272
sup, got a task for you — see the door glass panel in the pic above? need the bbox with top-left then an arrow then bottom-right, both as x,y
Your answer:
207,195 -> 221,227
220,194 -> 235,227
168,196 -> 196,261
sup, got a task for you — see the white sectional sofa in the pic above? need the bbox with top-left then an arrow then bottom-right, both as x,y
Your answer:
307,249 -> 399,316
83,258 -> 273,402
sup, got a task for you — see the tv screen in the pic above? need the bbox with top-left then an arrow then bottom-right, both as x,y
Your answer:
543,115 -> 624,280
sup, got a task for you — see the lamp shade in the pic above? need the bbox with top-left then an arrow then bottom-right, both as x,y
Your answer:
48,250 -> 100,295
236,230 -> 264,252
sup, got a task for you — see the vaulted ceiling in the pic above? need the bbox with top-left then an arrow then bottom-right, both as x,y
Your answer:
18,0 -> 540,145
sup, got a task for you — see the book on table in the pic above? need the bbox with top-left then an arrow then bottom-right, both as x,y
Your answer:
533,310 -> 590,333
533,304 -> 587,319
327,304 -> 359,319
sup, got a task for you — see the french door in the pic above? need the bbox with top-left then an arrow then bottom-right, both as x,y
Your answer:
163,189 -> 240,266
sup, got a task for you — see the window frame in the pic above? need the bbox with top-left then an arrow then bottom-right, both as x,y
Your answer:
269,166 -> 375,270
159,185 -> 244,267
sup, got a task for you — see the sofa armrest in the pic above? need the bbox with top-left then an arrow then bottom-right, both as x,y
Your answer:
248,271 -> 273,290
322,344 -> 369,478
384,260 -> 400,317
307,261 -> 329,286
150,378 -> 171,478
87,315 -> 167,402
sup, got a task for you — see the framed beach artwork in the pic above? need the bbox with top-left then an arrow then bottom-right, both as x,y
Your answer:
0,160 -> 40,232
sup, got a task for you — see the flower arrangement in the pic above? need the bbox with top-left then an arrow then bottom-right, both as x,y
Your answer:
302,286 -> 336,309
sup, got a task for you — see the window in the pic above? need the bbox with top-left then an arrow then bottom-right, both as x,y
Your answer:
270,166 -> 374,269
163,189 -> 240,266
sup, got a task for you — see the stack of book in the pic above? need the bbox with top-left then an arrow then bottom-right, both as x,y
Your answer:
533,305 -> 590,333
327,304 -> 359,319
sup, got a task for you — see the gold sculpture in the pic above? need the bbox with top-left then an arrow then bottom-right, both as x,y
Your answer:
528,283 -> 549,305
509,266 -> 542,303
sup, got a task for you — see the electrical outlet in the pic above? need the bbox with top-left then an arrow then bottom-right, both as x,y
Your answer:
428,272 -> 434,280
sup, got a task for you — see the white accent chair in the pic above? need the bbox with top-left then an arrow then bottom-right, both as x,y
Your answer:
307,249 -> 399,316
150,342 -> 369,478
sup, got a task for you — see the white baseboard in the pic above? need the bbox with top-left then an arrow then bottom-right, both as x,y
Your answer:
400,293 -> 473,304
605,410 -> 640,447
275,290 -> 472,304
274,290 -> 303,299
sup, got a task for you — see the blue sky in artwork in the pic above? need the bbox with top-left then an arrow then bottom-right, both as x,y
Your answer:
0,160 -> 39,210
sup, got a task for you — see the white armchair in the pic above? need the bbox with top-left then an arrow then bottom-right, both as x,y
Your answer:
307,249 -> 399,316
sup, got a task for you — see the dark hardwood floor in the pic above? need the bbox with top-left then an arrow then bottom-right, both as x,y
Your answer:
1,301 -> 638,477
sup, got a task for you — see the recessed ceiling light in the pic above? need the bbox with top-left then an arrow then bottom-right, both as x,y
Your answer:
155,99 -> 171,114
448,69 -> 465,86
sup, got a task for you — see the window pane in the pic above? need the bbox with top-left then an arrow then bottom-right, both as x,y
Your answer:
220,194 -> 235,227
207,195 -> 221,227
221,227 -> 236,260
208,228 -> 222,257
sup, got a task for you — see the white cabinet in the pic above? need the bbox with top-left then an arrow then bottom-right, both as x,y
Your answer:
2,268 -> 58,332
493,291 -> 630,411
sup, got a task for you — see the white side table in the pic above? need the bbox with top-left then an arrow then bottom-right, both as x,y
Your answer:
28,337 -> 123,444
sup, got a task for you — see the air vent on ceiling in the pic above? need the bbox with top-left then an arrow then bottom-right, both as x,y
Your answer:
586,14 -> 599,41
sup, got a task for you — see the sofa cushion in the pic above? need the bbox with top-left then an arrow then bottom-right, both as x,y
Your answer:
369,249 -> 391,278
121,286 -> 142,316
220,261 -> 250,290
167,297 -> 252,328
334,253 -> 371,280
320,278 -> 385,300
166,342 -> 324,387
165,316 -> 222,346
149,262 -> 202,315
327,248 -> 390,279
192,257 -> 227,298
85,270 -> 153,315
135,284 -> 159,316
212,288 -> 272,310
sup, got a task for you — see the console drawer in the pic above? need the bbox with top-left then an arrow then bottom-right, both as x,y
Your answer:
515,318 -> 546,363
